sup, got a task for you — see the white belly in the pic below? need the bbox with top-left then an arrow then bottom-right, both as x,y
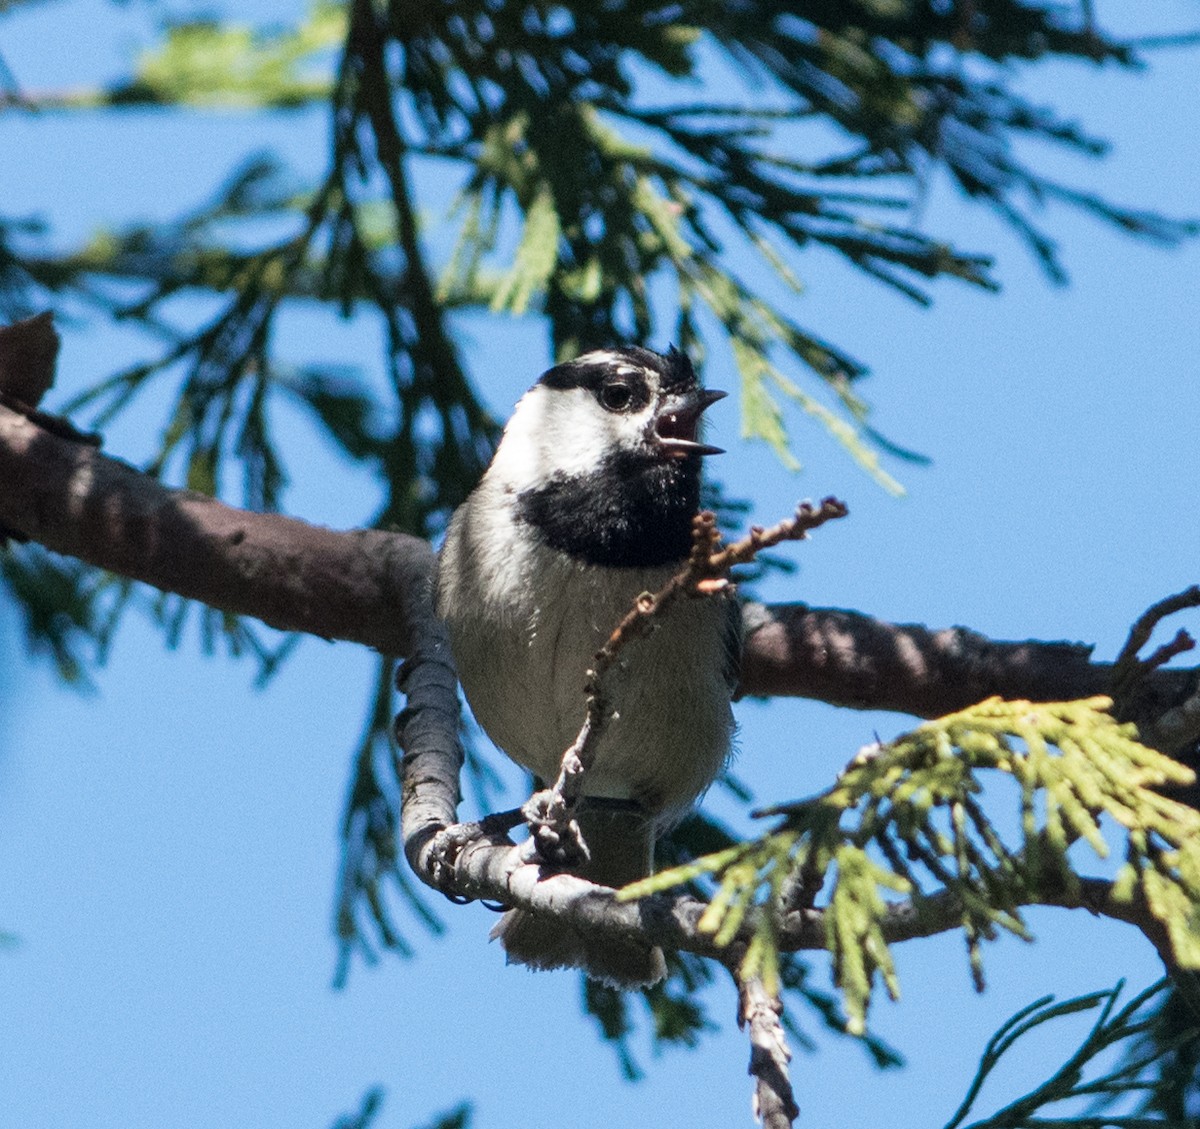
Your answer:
437,520 -> 735,824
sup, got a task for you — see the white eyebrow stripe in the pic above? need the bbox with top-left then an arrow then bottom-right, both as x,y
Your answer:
570,350 -> 652,381
572,349 -> 627,366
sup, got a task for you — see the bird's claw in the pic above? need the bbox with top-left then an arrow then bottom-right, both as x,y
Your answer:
521,790 -> 591,868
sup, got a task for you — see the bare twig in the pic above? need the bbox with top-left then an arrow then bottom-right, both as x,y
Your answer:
1112,586 -> 1200,694
710,497 -> 849,573
1141,629 -> 1197,675
521,499 -> 849,863
1109,589 -> 1200,761
740,976 -> 801,1129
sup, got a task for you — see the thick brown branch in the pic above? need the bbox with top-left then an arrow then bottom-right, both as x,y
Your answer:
0,401 -> 431,656
4,398 -> 1198,742
739,602 -> 1198,736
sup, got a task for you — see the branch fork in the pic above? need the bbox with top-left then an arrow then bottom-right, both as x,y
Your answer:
1111,586 -> 1200,758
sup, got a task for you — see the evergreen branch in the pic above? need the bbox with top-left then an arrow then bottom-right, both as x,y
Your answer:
345,0 -> 495,533
941,980 -> 1199,1129
16,0 -> 1192,508
943,987 -> 1118,1129
623,697 -> 1200,1030
90,1 -> 344,111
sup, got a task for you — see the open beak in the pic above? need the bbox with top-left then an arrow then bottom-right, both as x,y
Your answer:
654,388 -> 727,457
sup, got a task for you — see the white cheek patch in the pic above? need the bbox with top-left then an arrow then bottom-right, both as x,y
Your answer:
488,385 -> 650,487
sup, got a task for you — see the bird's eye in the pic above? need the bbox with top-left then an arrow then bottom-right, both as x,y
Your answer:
598,381 -> 634,413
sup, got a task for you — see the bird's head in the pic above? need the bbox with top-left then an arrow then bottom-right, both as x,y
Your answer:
487,346 -> 726,567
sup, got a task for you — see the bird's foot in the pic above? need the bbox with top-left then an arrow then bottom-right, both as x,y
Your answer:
521,789 -> 591,868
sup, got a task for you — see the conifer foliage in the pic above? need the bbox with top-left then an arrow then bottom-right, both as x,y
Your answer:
2,2 -> 1199,1126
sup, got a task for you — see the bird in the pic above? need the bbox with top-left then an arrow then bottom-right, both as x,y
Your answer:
434,345 -> 739,988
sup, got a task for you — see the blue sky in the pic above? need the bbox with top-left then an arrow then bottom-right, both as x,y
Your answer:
2,3 -> 1199,1128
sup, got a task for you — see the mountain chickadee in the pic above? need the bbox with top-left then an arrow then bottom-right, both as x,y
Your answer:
435,346 -> 739,987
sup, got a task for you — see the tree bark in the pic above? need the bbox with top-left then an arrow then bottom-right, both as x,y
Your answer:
0,402 -> 433,657
743,602 -> 1112,713
3,397 -> 1198,731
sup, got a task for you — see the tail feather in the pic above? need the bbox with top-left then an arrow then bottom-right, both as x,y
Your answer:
490,805 -> 666,988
